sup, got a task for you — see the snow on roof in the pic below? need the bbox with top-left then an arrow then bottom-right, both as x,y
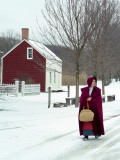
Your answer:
27,40 -> 62,63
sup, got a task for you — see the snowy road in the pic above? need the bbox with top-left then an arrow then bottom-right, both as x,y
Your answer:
1,110 -> 120,160
0,82 -> 120,160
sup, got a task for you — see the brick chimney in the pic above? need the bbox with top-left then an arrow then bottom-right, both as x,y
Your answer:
0,51 -> 3,55
22,28 -> 29,40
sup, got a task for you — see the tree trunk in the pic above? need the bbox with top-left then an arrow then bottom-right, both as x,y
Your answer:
94,71 -> 97,78
102,75 -> 105,95
75,58 -> 79,107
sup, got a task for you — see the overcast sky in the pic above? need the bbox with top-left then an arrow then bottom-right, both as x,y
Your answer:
0,0 -> 46,41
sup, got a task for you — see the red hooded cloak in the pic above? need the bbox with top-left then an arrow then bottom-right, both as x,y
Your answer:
78,77 -> 105,136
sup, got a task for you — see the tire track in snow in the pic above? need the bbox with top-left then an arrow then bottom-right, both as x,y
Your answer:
78,126 -> 120,160
22,113 -> 120,149
52,117 -> 120,160
0,113 -> 120,131
0,114 -> 77,131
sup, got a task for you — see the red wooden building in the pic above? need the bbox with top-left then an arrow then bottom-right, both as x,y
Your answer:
1,28 -> 62,92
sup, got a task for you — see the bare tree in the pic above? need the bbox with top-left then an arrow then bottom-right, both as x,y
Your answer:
85,0 -> 120,95
0,29 -> 20,53
37,0 -> 103,107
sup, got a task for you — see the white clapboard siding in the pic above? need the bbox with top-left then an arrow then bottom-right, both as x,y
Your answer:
45,59 -> 62,92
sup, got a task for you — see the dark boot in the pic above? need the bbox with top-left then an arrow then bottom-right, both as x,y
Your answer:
95,135 -> 100,139
83,136 -> 88,141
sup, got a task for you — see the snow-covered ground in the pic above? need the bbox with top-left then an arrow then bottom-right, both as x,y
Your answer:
0,81 -> 120,160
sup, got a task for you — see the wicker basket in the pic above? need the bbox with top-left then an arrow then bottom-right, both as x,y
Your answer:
79,109 -> 94,122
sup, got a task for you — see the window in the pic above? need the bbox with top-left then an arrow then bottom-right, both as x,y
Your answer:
50,72 -> 52,83
54,71 -> 56,83
27,47 -> 33,59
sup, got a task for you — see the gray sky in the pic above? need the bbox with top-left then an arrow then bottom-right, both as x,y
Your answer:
0,0 -> 46,41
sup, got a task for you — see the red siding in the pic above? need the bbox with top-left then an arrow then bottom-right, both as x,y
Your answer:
2,41 -> 46,92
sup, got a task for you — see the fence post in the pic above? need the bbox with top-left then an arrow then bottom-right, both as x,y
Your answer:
15,81 -> 19,97
21,81 -> 25,96
68,86 -> 70,97
48,87 -> 51,108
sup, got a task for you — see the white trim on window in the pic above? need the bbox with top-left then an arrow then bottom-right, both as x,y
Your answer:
27,47 -> 33,59
50,72 -> 52,83
54,71 -> 56,83
1,58 -> 3,84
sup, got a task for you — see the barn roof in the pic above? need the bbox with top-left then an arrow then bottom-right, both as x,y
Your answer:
1,39 -> 62,63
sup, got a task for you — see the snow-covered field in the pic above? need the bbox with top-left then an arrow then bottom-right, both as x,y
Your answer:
0,81 -> 120,160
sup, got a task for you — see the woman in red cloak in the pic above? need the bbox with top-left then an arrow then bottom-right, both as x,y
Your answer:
78,77 -> 105,141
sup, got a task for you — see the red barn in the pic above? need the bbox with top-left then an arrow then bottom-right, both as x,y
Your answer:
1,28 -> 62,92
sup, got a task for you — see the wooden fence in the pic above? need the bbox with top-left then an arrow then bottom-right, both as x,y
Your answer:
21,81 -> 40,96
0,81 -> 40,97
0,81 -> 19,96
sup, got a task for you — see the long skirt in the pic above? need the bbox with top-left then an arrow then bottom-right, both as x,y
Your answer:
83,121 -> 101,136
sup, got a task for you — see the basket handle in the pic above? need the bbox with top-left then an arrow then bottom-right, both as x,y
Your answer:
83,101 -> 89,109
87,101 -> 89,109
